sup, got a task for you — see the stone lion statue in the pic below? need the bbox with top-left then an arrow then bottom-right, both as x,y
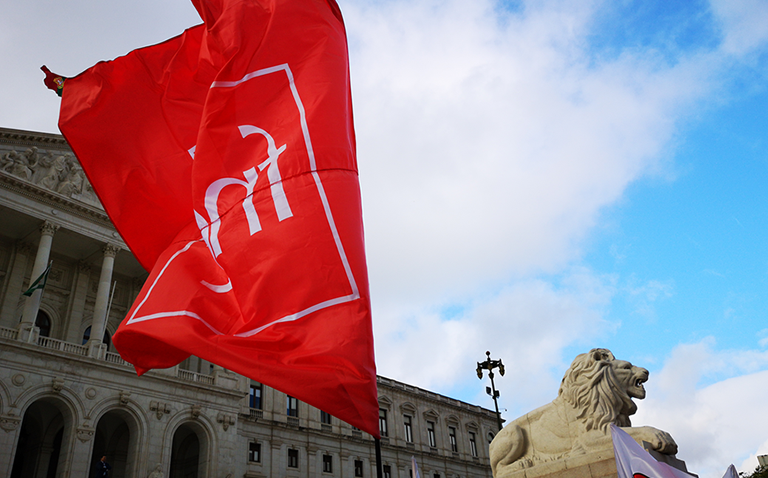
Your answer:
490,348 -> 677,477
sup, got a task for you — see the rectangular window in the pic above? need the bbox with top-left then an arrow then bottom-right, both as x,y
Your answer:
323,454 -> 333,473
434,474 -> 440,478
288,449 -> 299,468
469,432 -> 478,457
449,426 -> 458,452
427,421 -> 436,447
404,415 -> 413,443
383,465 -> 391,478
354,459 -> 364,477
287,396 -> 299,417
321,410 -> 332,425
379,408 -> 388,437
248,442 -> 261,463
249,383 -> 262,409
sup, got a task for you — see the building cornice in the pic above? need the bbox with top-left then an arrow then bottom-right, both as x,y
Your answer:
0,127 -> 69,149
377,375 -> 496,419
0,171 -> 115,228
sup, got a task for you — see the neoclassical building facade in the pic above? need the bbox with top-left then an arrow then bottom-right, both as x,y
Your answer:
0,127 -> 497,478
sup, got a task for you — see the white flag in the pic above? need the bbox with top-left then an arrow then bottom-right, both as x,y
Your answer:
611,425 -> 691,478
722,464 -> 739,478
411,456 -> 421,478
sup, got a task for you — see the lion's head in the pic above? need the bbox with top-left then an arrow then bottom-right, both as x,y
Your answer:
557,348 -> 649,432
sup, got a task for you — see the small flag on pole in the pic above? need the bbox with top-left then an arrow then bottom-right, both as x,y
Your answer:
23,262 -> 52,297
41,66 -> 66,97
411,456 -> 421,478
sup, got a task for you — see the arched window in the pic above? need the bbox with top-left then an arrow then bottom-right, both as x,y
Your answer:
35,311 -> 51,337
82,326 -> 112,350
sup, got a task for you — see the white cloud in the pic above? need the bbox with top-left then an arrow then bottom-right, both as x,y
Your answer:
709,0 -> 768,56
635,340 -> 768,478
345,0 -> 710,315
373,266 -> 616,413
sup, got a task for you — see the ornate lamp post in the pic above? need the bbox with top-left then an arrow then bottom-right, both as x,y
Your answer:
476,351 -> 505,431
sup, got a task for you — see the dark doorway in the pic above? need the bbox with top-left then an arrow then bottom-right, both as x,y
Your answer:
170,423 -> 202,478
11,398 -> 69,478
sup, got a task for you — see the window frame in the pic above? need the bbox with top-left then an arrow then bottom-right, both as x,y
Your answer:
379,408 -> 388,437
248,442 -> 261,463
322,454 -> 333,473
288,448 -> 299,468
427,420 -> 436,448
287,395 -> 299,417
321,410 -> 332,425
249,383 -> 262,409
403,415 -> 413,443
449,426 -> 458,453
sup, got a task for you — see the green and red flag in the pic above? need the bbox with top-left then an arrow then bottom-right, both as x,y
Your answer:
48,0 -> 379,436
41,66 -> 66,97
23,262 -> 52,297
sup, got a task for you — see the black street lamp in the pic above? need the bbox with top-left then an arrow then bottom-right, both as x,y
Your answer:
476,351 -> 505,432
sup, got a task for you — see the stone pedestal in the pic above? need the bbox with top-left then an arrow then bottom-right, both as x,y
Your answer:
495,448 -> 695,478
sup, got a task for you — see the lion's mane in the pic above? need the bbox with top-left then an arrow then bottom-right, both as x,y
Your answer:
558,348 -> 635,433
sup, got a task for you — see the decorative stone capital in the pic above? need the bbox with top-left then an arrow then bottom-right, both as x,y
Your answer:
0,415 -> 21,432
149,401 -> 170,420
216,413 -> 236,431
77,426 -> 95,442
77,261 -> 92,274
119,391 -> 131,405
40,221 -> 59,237
103,243 -> 121,258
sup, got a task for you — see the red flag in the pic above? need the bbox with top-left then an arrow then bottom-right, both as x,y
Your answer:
57,0 -> 379,436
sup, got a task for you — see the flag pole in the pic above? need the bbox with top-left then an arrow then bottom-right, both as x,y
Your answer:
103,281 -> 117,340
375,438 -> 383,478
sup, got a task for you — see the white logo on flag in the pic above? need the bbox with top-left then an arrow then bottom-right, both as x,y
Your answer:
194,125 -> 293,258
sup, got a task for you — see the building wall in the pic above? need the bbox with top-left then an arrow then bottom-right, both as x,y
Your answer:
0,127 -> 496,478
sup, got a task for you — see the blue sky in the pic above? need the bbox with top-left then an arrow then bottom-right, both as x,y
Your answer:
583,85 -> 768,365
1,0 -> 767,476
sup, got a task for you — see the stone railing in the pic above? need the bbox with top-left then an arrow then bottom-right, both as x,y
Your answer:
37,335 -> 88,356
241,408 -> 263,421
1,327 -> 223,388
178,369 -> 215,385
105,351 -> 131,366
0,326 -> 18,340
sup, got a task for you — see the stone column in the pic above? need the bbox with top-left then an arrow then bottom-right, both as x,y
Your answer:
88,243 -> 120,358
19,221 -> 58,341
271,441 -> 285,478
64,424 -> 95,478
307,445 -> 319,477
0,242 -> 32,329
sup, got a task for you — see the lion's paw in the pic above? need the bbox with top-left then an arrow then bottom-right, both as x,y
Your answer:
630,426 -> 678,455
